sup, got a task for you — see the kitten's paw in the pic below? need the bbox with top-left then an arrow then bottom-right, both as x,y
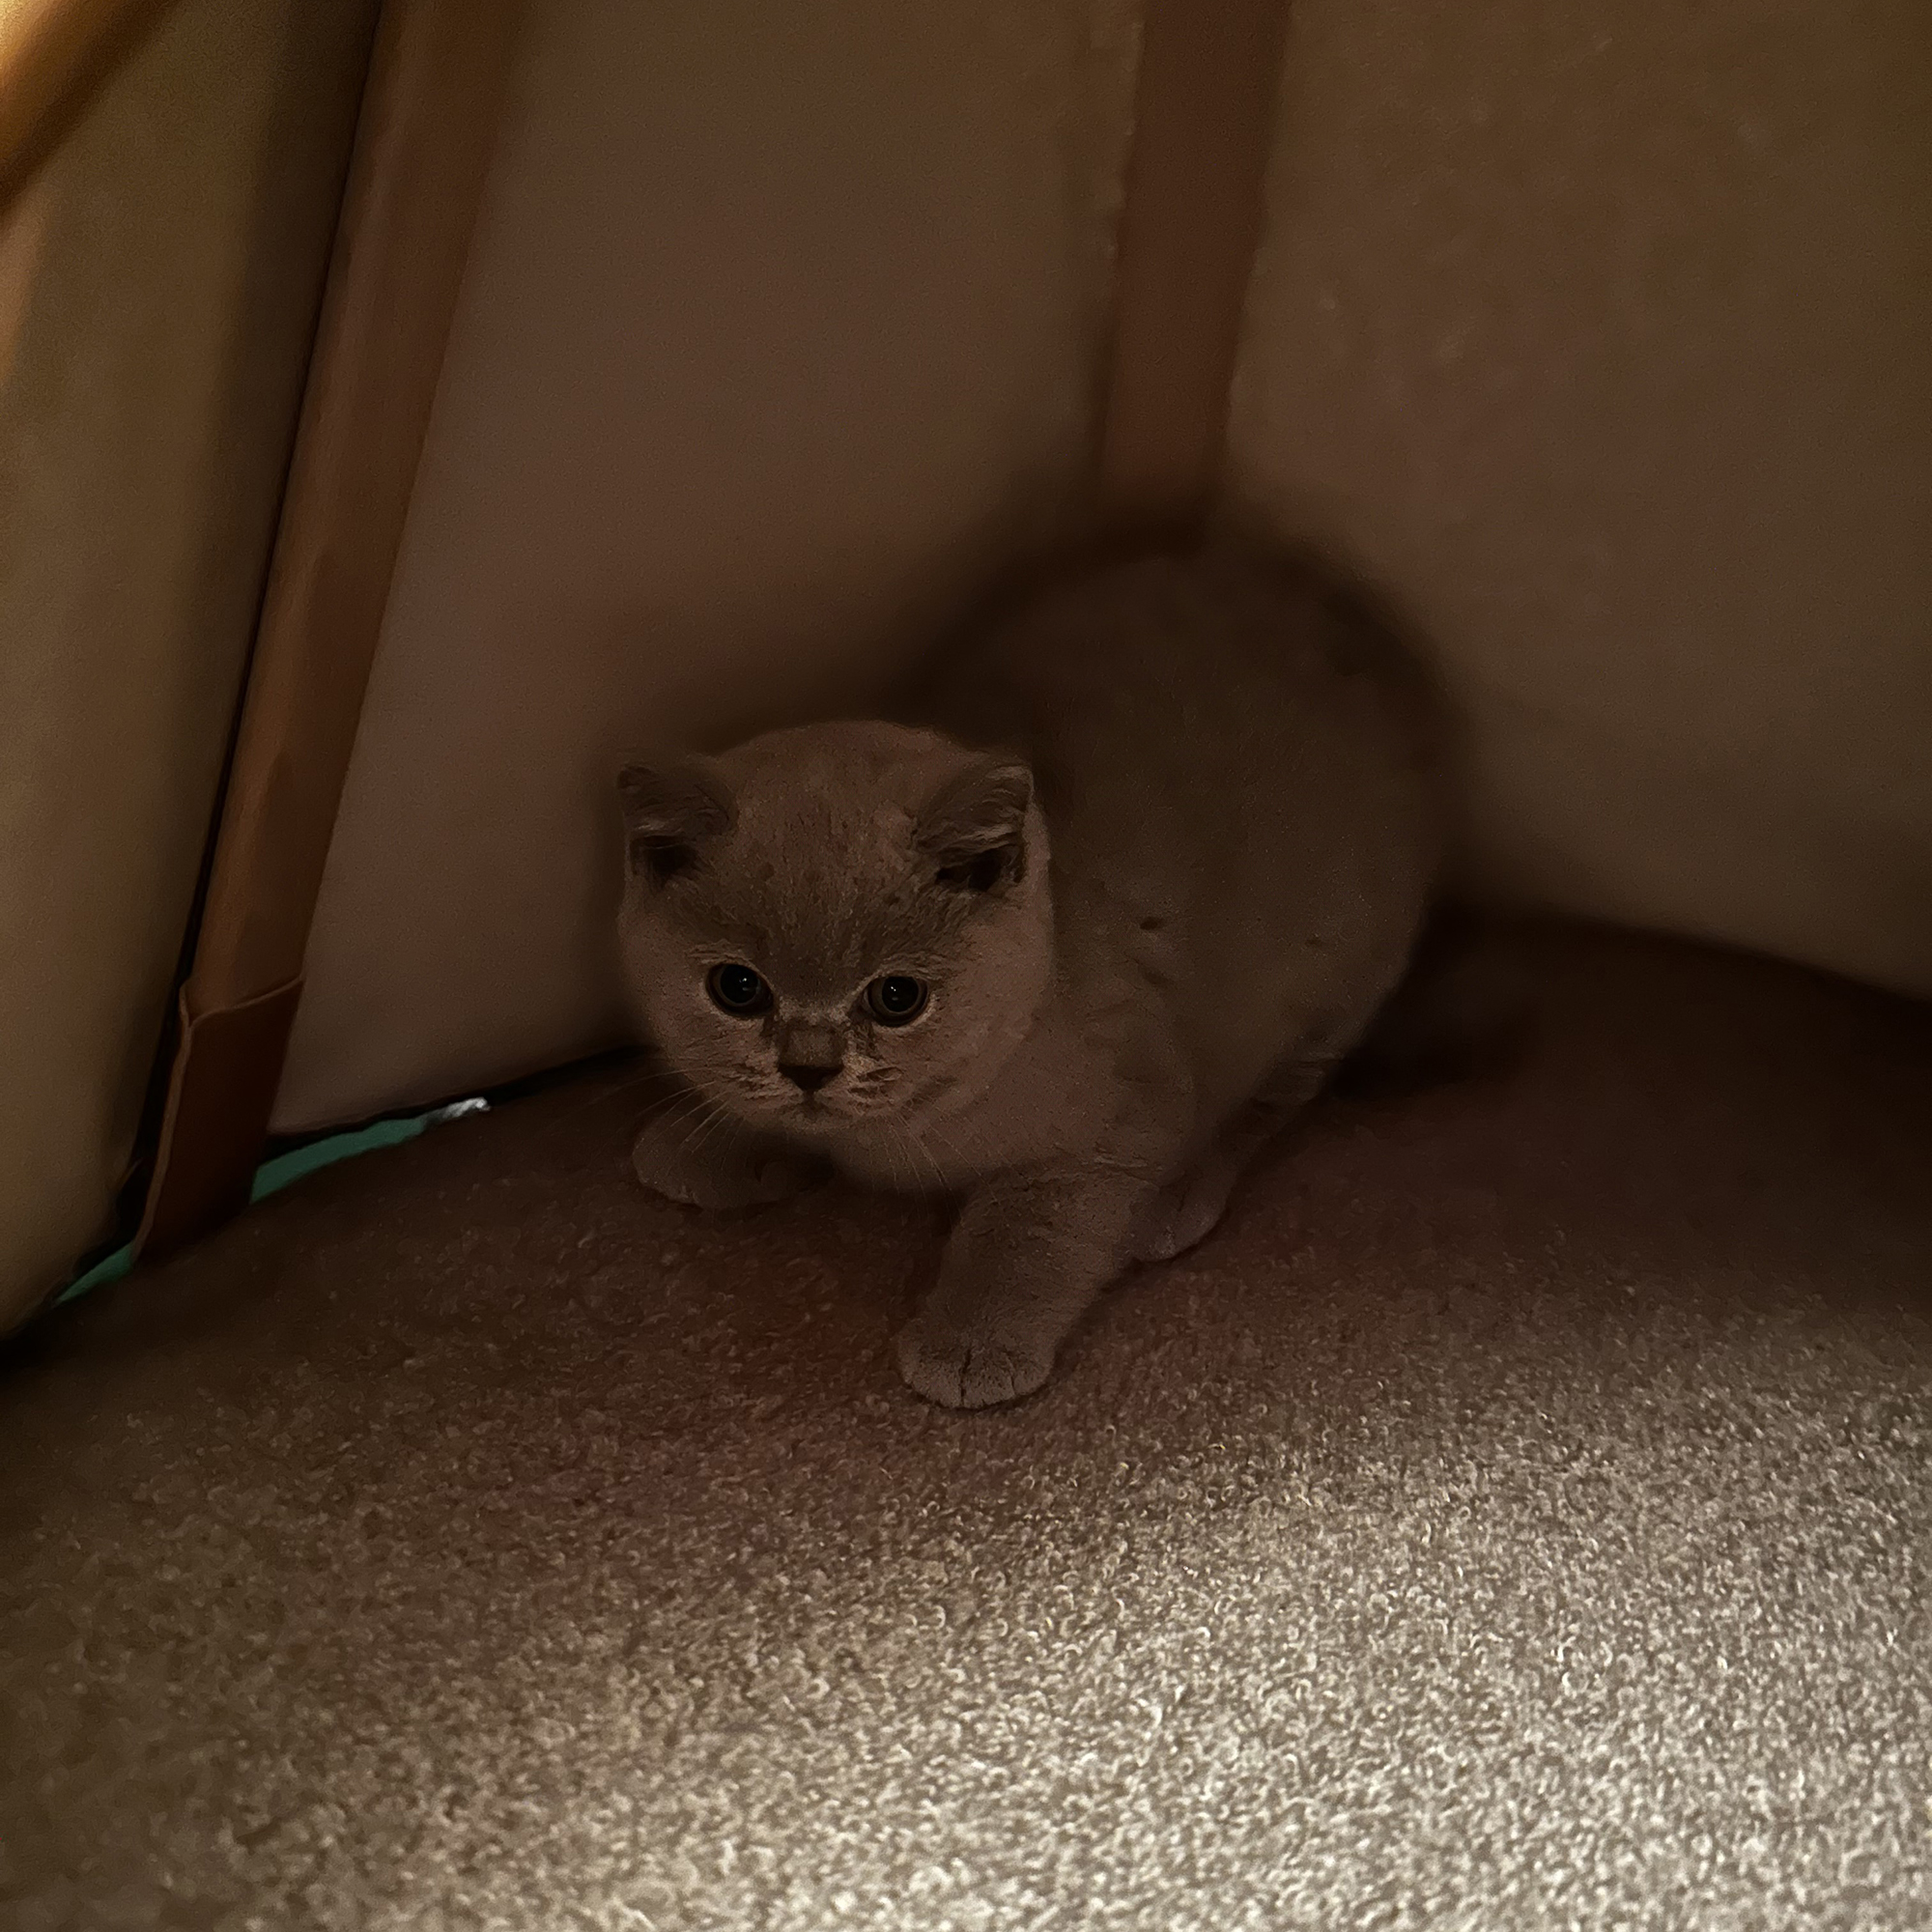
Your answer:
631,1130 -> 814,1212
895,1312 -> 1054,1410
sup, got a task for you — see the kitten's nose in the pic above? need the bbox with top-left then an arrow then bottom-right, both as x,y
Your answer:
778,1060 -> 838,1094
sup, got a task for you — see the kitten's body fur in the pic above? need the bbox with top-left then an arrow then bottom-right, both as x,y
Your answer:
617,543 -> 1445,1406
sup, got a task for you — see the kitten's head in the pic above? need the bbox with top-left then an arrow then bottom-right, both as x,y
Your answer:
615,721 -> 1052,1137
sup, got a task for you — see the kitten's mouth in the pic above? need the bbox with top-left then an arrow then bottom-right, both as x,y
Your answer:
784,1091 -> 857,1128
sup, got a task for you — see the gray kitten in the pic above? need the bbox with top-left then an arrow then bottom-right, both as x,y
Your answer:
616,543 -> 1445,1407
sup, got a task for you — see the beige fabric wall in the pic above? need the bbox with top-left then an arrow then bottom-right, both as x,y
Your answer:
1229,0 -> 1932,997
0,0 -> 376,1327
279,0 -> 1929,1137
273,0 -> 1140,1133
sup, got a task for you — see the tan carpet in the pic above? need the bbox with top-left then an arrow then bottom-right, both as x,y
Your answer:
4,926 -> 1930,1930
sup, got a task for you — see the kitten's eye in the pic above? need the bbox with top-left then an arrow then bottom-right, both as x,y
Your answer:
866,975 -> 928,1026
706,963 -> 772,1016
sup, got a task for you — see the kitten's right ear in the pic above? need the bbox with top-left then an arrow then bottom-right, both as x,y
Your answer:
617,756 -> 733,885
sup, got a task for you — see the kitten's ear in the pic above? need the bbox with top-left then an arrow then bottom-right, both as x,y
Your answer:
914,755 -> 1033,892
617,755 -> 733,885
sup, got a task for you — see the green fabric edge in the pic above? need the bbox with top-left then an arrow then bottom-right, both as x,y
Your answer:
55,1099 -> 489,1306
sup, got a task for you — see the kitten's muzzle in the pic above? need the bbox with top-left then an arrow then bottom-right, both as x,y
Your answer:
778,1060 -> 839,1094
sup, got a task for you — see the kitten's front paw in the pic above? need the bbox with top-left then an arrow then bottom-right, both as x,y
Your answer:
631,1128 -> 815,1212
895,1311 -> 1054,1409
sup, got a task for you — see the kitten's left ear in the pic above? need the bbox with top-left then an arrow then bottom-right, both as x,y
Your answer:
914,755 -> 1033,892
617,754 -> 734,884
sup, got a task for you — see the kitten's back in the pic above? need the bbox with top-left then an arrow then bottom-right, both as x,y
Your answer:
913,542 -> 1446,1113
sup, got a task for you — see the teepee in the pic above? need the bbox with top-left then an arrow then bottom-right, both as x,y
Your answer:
4,0 -> 1927,1333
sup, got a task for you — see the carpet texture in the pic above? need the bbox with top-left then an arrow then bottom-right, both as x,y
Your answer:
3,926 -> 1930,1930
